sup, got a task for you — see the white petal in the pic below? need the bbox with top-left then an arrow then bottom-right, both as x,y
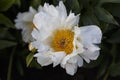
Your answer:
56,1 -> 67,24
51,52 -> 66,67
83,50 -> 100,60
67,56 -> 78,65
33,10 -> 59,33
34,53 -> 52,66
80,44 -> 100,63
31,41 -> 49,53
61,52 -> 77,67
43,3 -> 58,17
23,7 -> 36,22
65,12 -> 80,27
32,28 -> 49,41
29,6 -> 37,14
83,57 -> 90,63
15,22 -> 34,42
80,25 -> 102,44
65,63 -> 77,76
77,56 -> 83,67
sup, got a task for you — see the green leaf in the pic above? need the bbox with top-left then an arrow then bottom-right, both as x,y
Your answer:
97,59 -> 109,79
103,3 -> 120,18
100,0 -> 120,4
31,0 -> 41,9
29,59 -> 41,69
66,0 -> 80,14
26,52 -> 34,67
0,13 -> 15,28
0,0 -> 15,11
80,10 -> 99,25
107,29 -> 120,43
14,0 -> 21,7
109,63 -> 120,77
94,7 -> 119,25
16,60 -> 24,76
0,40 -> 17,49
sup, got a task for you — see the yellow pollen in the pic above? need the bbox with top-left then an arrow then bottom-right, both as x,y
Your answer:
52,29 -> 74,54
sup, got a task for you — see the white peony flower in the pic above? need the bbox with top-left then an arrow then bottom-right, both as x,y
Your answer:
31,1 -> 102,75
15,7 -> 37,43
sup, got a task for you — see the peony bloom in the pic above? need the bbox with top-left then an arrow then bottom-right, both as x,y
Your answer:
31,1 -> 102,75
15,7 -> 38,43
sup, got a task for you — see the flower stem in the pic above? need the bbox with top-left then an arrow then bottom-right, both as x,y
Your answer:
7,47 -> 16,80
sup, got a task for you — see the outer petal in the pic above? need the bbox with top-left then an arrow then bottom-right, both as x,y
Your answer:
80,44 -> 100,63
81,50 -> 100,63
80,25 -> 102,44
15,7 -> 36,22
34,52 -> 52,66
51,52 -> 66,67
56,1 -> 67,24
31,41 -> 49,53
65,63 -> 77,75
65,12 -> 79,28
77,56 -> 83,67
32,28 -> 50,41
61,52 -> 77,67
33,3 -> 60,31
23,7 -> 37,21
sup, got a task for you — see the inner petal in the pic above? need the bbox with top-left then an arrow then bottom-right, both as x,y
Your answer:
51,29 -> 74,54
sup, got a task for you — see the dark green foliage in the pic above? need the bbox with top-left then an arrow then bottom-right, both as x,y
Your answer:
0,0 -> 120,80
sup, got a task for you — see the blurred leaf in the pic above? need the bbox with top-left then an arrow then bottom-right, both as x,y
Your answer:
16,60 -> 24,76
52,0 -> 66,5
26,52 -> 34,67
0,40 -> 17,49
0,13 -> 15,28
0,28 -> 15,40
107,29 -> 120,43
80,10 -> 99,25
103,3 -> 120,18
14,0 -> 21,7
66,0 -> 80,14
31,0 -> 41,9
109,63 -> 120,77
100,0 -> 120,4
97,59 -> 109,79
94,7 -> 118,25
0,0 -> 15,11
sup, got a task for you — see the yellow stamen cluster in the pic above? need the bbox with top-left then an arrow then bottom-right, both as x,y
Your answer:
52,29 -> 74,54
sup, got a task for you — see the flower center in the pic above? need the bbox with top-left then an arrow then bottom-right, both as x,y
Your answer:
52,29 -> 74,54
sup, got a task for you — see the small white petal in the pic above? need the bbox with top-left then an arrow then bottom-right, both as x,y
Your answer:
80,44 -> 100,63
61,53 -> 77,66
68,56 -> 78,64
65,12 -> 80,27
77,56 -> 83,67
65,63 -> 77,76
83,57 -> 90,63
34,53 -> 52,66
51,52 -> 66,67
